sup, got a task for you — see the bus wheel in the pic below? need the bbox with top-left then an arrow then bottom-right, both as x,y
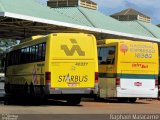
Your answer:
24,83 -> 29,95
39,86 -> 47,102
129,98 -> 137,103
29,83 -> 35,98
94,96 -> 103,102
4,83 -> 10,94
67,96 -> 81,105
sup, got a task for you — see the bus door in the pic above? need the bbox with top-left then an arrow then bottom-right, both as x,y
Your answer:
98,43 -> 117,98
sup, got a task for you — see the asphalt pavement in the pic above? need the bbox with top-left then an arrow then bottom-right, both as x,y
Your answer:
0,81 -> 160,120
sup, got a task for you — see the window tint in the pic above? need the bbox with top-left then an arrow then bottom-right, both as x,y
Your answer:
31,46 -> 36,62
98,46 -> 115,65
26,47 -> 30,63
6,42 -> 46,66
21,48 -> 25,64
42,43 -> 46,61
38,44 -> 43,61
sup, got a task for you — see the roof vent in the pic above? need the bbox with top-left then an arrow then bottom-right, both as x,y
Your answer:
111,8 -> 151,23
47,0 -> 98,10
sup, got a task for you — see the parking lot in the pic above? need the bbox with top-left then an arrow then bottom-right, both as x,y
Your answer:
0,82 -> 160,120
0,98 -> 160,114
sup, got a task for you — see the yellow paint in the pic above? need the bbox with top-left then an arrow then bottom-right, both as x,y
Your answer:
6,33 -> 98,89
97,39 -> 159,75
49,33 -> 98,88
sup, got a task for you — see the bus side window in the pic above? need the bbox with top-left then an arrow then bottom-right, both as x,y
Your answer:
6,42 -> 46,65
29,46 -> 32,63
37,43 -> 46,61
21,48 -> 25,64
25,47 -> 30,63
35,45 -> 39,62
31,46 -> 36,62
42,43 -> 46,61
18,49 -> 22,64
38,44 -> 42,61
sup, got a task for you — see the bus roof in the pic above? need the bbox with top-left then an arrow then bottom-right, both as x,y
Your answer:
97,39 -> 133,45
97,39 -> 156,45
11,33 -> 94,51
21,35 -> 44,43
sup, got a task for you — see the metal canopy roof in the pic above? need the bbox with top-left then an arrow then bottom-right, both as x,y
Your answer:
0,0 -> 90,39
0,16 -> 85,39
0,0 -> 159,42
122,20 -> 160,39
53,7 -> 157,39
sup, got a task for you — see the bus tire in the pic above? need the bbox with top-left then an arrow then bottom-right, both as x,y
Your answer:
129,98 -> 137,103
29,83 -> 35,98
39,86 -> 47,102
67,96 -> 81,105
24,82 -> 29,95
94,96 -> 103,102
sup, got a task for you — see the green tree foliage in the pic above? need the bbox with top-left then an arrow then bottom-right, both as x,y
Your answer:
0,39 -> 18,59
0,39 -> 17,49
0,39 -> 18,70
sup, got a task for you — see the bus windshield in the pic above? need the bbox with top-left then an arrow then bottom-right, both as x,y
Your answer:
98,46 -> 115,65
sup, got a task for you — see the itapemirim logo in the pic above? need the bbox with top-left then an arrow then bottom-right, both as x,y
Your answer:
61,39 -> 85,56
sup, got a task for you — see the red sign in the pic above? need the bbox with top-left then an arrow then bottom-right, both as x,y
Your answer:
120,44 -> 128,55
134,82 -> 142,87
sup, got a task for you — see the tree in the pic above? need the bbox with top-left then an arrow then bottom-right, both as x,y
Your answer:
0,39 -> 19,68
0,39 -> 18,54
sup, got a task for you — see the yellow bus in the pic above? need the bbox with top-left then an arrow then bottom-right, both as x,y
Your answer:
4,33 -> 98,105
97,39 -> 159,102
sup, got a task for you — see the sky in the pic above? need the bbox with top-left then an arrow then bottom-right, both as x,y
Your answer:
38,0 -> 160,25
